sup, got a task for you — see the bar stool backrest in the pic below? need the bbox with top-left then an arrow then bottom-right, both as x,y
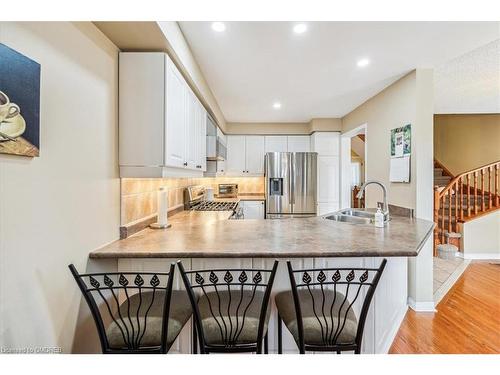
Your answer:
178,260 -> 279,353
286,259 -> 387,353
68,263 -> 175,354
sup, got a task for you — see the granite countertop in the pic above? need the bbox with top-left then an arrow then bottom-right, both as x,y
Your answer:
90,210 -> 434,259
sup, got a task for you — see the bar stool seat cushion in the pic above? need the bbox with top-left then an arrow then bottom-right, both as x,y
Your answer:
106,290 -> 192,349
275,289 -> 358,346
197,289 -> 271,345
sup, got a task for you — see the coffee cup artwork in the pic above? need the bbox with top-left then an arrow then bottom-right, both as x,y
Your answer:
0,90 -> 26,141
0,42 -> 40,157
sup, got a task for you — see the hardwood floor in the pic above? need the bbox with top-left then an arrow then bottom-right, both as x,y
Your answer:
390,262 -> 500,354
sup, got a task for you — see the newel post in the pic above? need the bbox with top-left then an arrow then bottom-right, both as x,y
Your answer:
433,186 -> 440,256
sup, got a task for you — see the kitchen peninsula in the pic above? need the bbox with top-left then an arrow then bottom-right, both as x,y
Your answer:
90,211 -> 434,354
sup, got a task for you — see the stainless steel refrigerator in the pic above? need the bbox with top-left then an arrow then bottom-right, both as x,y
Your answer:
265,152 -> 317,218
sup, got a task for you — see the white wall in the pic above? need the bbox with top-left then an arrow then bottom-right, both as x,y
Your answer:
341,69 -> 435,311
0,22 -> 120,353
342,72 -> 417,209
462,211 -> 500,259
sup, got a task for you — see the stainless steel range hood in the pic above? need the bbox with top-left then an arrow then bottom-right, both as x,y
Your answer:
206,115 -> 226,161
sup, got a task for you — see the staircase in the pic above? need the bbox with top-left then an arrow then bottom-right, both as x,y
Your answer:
433,159 -> 500,255
434,167 -> 452,187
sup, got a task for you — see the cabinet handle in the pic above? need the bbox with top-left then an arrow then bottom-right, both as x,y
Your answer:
183,162 -> 188,166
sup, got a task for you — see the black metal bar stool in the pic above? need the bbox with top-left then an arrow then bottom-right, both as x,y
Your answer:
69,263 -> 192,354
178,260 -> 279,354
275,259 -> 387,354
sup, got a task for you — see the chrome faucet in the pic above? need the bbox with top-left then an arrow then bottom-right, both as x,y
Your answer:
356,181 -> 390,219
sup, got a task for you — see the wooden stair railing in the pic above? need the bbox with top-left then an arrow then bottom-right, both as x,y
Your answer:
434,160 -> 500,255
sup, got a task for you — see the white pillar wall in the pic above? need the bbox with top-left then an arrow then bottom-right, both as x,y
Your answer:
407,68 -> 435,311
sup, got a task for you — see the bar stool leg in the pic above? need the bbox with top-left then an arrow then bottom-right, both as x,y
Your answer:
192,320 -> 197,354
264,331 -> 269,354
277,314 -> 283,354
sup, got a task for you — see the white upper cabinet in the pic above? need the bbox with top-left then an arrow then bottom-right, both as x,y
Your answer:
245,136 -> 265,175
287,136 -> 311,152
226,135 -> 265,176
196,99 -> 207,171
311,132 -> 340,156
119,52 -> 207,177
183,88 -> 197,169
265,136 -> 288,153
119,53 -> 165,168
226,136 -> 246,175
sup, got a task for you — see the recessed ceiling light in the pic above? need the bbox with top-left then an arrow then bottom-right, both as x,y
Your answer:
293,23 -> 307,34
357,58 -> 371,67
211,22 -> 226,32
273,102 -> 282,109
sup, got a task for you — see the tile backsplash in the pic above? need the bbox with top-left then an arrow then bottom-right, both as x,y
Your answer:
121,177 -> 264,226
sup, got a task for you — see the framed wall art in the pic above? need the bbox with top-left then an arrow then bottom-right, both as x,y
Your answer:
0,43 -> 40,157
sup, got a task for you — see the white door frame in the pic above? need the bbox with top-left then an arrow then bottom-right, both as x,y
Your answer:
340,123 -> 367,209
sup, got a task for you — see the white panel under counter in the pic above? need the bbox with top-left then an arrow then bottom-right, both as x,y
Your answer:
117,258 -> 193,354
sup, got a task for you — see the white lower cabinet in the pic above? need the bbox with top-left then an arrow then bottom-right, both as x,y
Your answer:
317,202 -> 339,215
240,200 -> 265,219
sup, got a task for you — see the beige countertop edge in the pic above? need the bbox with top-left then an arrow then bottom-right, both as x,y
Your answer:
89,249 -> 420,259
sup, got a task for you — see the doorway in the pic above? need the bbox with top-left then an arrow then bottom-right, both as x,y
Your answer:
340,124 -> 367,209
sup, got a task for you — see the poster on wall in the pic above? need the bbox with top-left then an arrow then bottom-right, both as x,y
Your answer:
390,123 -> 411,183
0,43 -> 40,157
390,123 -> 411,157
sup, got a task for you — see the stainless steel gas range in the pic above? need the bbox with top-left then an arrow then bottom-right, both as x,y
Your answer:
184,185 -> 243,219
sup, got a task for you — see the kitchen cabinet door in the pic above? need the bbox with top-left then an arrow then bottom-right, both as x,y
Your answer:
165,57 -> 187,168
226,135 -> 246,175
241,201 -> 265,219
197,100 -> 207,171
217,160 -> 225,174
287,136 -> 311,152
184,89 -> 198,170
265,136 -> 288,153
317,202 -> 339,215
311,132 -> 340,156
245,136 -> 265,175
318,155 -> 340,203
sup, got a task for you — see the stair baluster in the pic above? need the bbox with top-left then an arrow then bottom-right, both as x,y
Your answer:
433,160 -> 500,256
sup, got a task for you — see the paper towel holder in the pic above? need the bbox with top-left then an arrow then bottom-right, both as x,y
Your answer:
149,187 -> 172,229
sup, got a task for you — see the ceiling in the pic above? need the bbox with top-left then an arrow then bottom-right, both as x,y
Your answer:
179,22 -> 500,122
435,39 -> 500,114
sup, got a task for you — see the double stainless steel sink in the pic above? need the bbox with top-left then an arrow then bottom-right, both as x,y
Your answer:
325,208 -> 390,224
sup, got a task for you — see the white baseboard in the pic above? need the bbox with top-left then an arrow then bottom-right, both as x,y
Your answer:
407,297 -> 436,312
461,253 -> 500,260
379,305 -> 408,354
